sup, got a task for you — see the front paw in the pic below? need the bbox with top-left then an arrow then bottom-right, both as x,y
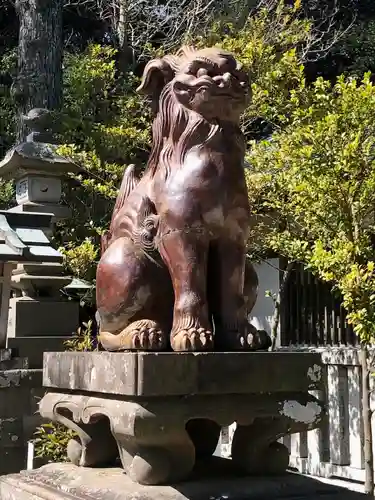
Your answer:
171,327 -> 213,352
100,320 -> 168,351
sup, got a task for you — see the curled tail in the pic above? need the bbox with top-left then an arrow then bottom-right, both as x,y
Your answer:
101,164 -> 139,255
134,196 -> 159,253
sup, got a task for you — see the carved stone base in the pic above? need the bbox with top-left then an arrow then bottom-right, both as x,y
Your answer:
39,351 -> 326,485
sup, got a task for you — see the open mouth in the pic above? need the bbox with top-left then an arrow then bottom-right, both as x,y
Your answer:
213,91 -> 245,101
196,85 -> 245,99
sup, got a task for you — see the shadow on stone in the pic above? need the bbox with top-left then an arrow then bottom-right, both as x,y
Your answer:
186,418 -> 221,460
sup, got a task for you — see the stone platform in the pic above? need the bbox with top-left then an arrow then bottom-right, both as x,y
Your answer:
38,351 -> 326,486
43,351 -> 323,396
0,462 -> 366,499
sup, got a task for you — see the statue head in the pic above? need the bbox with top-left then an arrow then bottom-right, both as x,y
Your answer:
137,46 -> 250,123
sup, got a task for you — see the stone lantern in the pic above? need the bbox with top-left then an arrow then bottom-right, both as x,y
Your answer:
0,108 -> 82,367
0,108 -> 79,220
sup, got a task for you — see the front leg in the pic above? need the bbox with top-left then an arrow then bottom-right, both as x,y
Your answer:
158,228 -> 213,352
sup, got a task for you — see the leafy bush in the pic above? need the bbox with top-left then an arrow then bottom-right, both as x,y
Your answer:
33,422 -> 76,463
248,73 -> 375,343
64,320 -> 98,352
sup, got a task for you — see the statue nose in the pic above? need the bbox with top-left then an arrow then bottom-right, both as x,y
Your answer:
215,72 -> 232,88
223,72 -> 231,83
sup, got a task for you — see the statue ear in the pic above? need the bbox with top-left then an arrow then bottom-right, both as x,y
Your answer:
137,58 -> 174,98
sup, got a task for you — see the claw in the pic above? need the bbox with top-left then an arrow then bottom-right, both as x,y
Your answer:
140,332 -> 148,348
247,333 -> 255,347
171,327 -> 213,352
149,331 -> 156,346
206,332 -> 214,348
191,333 -> 198,350
133,334 -> 141,349
103,320 -> 167,351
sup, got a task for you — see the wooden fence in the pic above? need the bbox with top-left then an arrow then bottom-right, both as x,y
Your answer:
218,348 -> 372,484
218,261 -> 369,483
280,264 -> 357,347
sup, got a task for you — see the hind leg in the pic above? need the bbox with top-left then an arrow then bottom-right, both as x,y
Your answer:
209,239 -> 270,350
243,259 -> 258,314
243,259 -> 271,350
96,237 -> 173,351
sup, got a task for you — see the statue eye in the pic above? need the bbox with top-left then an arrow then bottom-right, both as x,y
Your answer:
197,68 -> 208,77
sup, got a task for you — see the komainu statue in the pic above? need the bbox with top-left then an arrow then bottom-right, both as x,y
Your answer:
96,46 -> 271,352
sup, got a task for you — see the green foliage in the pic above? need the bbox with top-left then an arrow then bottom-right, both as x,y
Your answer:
64,320 -> 98,352
0,49 -> 17,153
248,73 -> 375,343
61,45 -> 151,163
0,49 -> 18,207
33,422 -> 75,463
52,45 -> 151,288
60,238 -> 98,282
0,46 -> 145,285
0,180 -> 14,210
196,1 -> 310,136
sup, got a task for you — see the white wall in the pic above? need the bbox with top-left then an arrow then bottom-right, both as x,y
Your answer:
248,258 -> 280,336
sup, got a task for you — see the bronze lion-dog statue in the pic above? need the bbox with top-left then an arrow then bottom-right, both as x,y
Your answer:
96,45 -> 271,352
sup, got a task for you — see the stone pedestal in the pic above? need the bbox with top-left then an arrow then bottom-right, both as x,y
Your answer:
38,351 -> 326,486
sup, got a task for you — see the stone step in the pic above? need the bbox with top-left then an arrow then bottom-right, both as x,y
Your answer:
0,356 -> 28,370
0,463 -> 365,499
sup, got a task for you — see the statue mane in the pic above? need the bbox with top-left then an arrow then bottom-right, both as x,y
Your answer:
145,83 -> 220,179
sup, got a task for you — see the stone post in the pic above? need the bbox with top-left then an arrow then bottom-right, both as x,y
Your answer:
0,108 -> 82,367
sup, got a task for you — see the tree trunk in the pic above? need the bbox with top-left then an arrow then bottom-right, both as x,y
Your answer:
270,261 -> 294,351
360,346 -> 374,497
14,0 -> 63,141
117,0 -> 132,73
